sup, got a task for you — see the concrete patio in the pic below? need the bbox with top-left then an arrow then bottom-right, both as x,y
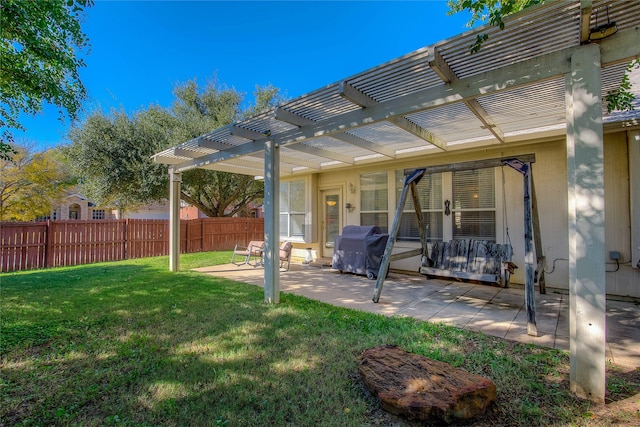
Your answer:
194,262 -> 640,370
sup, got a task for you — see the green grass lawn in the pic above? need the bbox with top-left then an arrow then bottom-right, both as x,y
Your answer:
1,252 -> 638,426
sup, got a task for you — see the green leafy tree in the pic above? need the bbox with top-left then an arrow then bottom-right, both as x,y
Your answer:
0,0 -> 92,160
447,0 -> 636,112
64,108 -> 169,214
66,78 -> 283,217
173,80 -> 284,217
0,144 -> 73,221
447,0 -> 542,53
604,59 -> 639,113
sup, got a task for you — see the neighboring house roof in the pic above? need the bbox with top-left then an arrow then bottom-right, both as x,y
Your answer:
153,0 -> 640,176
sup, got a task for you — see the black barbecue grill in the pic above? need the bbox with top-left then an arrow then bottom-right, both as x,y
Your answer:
332,225 -> 389,279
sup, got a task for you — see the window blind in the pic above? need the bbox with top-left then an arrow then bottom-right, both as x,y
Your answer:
360,172 -> 388,232
451,169 -> 496,240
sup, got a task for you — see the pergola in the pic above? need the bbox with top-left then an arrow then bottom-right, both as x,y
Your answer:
154,0 -> 640,402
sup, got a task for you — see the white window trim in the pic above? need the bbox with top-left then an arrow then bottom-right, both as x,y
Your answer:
280,177 -> 309,242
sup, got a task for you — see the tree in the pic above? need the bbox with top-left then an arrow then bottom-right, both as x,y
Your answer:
0,0 -> 92,160
65,78 -> 283,217
447,0 -> 636,112
64,107 -> 169,213
0,144 -> 73,221
172,81 -> 283,217
447,0 -> 542,53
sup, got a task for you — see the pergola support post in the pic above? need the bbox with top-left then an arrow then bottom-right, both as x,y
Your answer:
264,139 -> 280,303
169,166 -> 182,272
566,44 -> 606,403
630,130 -> 640,272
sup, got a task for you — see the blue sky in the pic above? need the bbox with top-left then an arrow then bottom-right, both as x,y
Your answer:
19,1 -> 473,150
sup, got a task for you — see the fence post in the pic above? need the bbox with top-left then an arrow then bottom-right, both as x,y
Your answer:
45,220 -> 53,268
124,218 -> 129,260
185,219 -> 190,254
201,218 -> 205,252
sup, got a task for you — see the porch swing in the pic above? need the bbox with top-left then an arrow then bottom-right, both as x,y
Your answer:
421,165 -> 516,286
372,154 -> 544,311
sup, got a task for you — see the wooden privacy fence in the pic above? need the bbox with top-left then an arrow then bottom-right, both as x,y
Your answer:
0,218 -> 264,272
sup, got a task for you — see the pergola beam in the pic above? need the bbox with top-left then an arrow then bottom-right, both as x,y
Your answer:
226,158 -> 293,175
254,150 -> 322,170
276,105 -> 394,158
199,163 -> 265,176
430,46 -> 505,143
286,143 -> 355,165
231,125 -> 269,141
580,0 -> 593,43
341,80 -> 447,150
464,99 -> 505,142
388,116 -> 447,151
330,132 -> 396,158
198,137 -> 233,151
428,47 -> 456,83
174,147 -> 209,159
275,107 -> 316,126
339,81 -> 378,107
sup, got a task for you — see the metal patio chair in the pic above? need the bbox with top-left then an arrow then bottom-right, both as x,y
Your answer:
231,240 -> 264,267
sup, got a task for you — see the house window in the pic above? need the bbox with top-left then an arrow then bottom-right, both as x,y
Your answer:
69,204 -> 80,220
451,169 -> 496,240
393,168 -> 496,242
360,172 -> 388,233
280,180 -> 305,238
395,170 -> 443,241
92,209 -> 105,220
